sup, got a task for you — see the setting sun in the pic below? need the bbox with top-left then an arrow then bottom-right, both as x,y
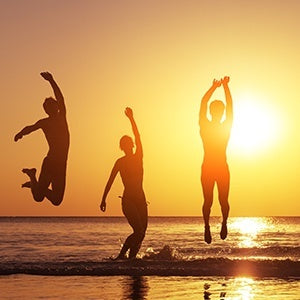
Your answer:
230,95 -> 280,154
1,1 -> 300,299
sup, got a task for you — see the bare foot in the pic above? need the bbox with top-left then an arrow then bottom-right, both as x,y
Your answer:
22,181 -> 31,188
204,226 -> 212,244
220,222 -> 227,240
22,168 -> 36,179
111,254 -> 127,261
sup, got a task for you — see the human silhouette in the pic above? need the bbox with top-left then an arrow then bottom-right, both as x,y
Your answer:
100,107 -> 148,259
199,76 -> 233,244
14,72 -> 69,206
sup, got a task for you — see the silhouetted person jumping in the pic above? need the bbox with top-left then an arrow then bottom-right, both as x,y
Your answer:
199,76 -> 233,244
100,107 -> 148,259
14,72 -> 69,206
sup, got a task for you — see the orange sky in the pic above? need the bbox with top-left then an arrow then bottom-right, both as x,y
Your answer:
1,0 -> 300,216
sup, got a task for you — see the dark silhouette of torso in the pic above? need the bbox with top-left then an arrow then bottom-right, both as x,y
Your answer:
117,153 -> 144,199
40,113 -> 69,161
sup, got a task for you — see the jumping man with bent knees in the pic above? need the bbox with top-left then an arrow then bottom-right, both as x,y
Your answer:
14,72 -> 69,206
100,107 -> 148,259
199,76 -> 233,244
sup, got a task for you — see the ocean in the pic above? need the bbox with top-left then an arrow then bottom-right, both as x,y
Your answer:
0,216 -> 299,299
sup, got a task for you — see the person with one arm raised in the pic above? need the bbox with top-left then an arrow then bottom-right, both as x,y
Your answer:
100,107 -> 148,259
14,72 -> 70,206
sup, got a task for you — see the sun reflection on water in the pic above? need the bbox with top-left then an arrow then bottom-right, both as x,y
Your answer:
230,217 -> 270,248
233,277 -> 254,300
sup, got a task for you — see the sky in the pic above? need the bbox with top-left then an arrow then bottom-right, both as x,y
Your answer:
1,0 -> 300,216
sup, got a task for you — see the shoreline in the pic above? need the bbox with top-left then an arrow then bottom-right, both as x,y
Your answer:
1,258 -> 299,278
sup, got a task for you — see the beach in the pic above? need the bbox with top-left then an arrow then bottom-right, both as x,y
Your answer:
1,275 -> 299,299
0,216 -> 299,299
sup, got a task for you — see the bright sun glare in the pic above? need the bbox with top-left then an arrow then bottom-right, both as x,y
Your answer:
230,95 -> 279,155
231,218 -> 268,235
234,277 -> 254,300
231,217 -> 270,248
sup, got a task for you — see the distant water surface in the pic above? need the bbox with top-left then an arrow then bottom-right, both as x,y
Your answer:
1,216 -> 299,262
0,216 -> 299,299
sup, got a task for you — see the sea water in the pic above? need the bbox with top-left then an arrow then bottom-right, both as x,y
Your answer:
0,216 -> 299,299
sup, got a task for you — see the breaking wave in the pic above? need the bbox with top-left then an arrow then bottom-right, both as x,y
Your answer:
1,245 -> 299,277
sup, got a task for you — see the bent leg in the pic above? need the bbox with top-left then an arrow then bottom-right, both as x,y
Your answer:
44,162 -> 66,206
34,158 -> 53,202
22,159 -> 51,203
119,200 -> 146,259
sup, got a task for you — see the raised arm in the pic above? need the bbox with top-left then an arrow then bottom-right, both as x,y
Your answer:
14,120 -> 43,142
199,79 -> 221,126
100,161 -> 119,212
222,76 -> 233,128
40,72 -> 66,115
125,107 -> 143,158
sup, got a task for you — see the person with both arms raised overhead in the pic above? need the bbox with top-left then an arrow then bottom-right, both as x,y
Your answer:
199,76 -> 233,244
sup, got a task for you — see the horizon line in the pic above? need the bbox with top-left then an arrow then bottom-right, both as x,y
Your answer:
0,215 -> 299,218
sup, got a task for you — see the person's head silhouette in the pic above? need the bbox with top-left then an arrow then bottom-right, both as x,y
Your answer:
43,97 -> 59,116
209,100 -> 225,122
120,135 -> 134,155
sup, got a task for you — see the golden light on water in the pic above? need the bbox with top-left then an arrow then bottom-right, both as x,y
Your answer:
233,277 -> 254,300
230,217 -> 269,248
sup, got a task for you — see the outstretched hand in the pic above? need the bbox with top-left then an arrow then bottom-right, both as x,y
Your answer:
40,72 -> 53,81
222,76 -> 230,85
125,107 -> 133,119
100,200 -> 106,212
14,133 -> 22,142
212,79 -> 222,88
